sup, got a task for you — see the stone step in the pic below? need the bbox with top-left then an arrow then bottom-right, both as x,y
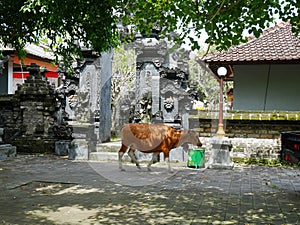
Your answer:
89,152 -> 136,162
96,141 -> 121,152
89,152 -> 119,161
79,139 -> 204,163
91,146 -> 191,163
69,140 -> 204,163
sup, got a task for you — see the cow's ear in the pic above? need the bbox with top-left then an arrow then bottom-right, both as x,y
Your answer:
188,130 -> 200,136
187,130 -> 194,135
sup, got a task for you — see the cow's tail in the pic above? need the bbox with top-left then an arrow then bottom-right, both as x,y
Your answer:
125,144 -> 132,154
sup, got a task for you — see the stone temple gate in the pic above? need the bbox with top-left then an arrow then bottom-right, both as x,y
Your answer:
131,35 -> 194,129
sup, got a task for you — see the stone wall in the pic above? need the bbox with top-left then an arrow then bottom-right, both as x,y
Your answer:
0,94 -> 21,141
200,137 -> 280,162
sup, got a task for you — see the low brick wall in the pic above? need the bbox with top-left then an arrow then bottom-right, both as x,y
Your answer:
190,110 -> 300,139
189,110 -> 300,161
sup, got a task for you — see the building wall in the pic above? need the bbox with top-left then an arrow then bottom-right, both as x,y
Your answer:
234,64 -> 300,111
0,54 -> 58,94
12,72 -> 58,93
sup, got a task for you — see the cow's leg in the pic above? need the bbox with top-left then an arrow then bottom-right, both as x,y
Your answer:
128,148 -> 141,169
166,157 -> 172,172
118,144 -> 128,171
147,152 -> 159,171
164,151 -> 172,172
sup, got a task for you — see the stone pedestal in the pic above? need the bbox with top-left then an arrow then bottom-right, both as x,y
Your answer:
69,139 -> 89,160
0,144 -> 17,160
55,140 -> 70,156
207,137 -> 234,169
68,122 -> 97,160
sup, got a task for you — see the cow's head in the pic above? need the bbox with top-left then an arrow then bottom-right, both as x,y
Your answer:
181,130 -> 202,150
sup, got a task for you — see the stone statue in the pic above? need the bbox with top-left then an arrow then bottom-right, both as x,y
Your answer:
75,91 -> 91,122
138,92 -> 152,123
164,96 -> 175,112
54,83 -> 68,125
53,81 -> 73,140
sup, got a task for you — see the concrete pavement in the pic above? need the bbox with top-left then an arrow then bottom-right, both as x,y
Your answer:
1,154 -> 300,224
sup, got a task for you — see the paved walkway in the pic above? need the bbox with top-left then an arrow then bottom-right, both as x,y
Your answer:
1,155 -> 300,224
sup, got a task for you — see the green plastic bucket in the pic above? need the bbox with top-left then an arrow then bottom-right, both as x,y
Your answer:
187,149 -> 205,168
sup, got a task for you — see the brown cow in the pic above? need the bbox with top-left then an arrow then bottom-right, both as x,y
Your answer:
118,124 -> 202,171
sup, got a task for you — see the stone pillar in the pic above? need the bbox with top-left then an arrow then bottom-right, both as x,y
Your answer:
151,66 -> 160,114
182,111 -> 189,130
99,51 -> 113,143
7,57 -> 13,94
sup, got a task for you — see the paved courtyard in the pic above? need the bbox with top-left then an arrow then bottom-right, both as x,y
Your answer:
1,155 -> 300,224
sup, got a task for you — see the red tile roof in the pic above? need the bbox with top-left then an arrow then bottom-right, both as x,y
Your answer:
203,22 -> 300,63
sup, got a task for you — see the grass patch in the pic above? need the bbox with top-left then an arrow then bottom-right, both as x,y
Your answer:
110,136 -> 121,142
233,157 -> 300,168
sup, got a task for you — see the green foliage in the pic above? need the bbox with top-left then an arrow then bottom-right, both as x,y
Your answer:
0,0 -> 120,67
0,0 -> 298,67
120,0 -> 299,51
111,45 -> 136,106
188,53 -> 219,110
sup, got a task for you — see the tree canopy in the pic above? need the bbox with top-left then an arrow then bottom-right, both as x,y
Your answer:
0,0 -> 299,62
